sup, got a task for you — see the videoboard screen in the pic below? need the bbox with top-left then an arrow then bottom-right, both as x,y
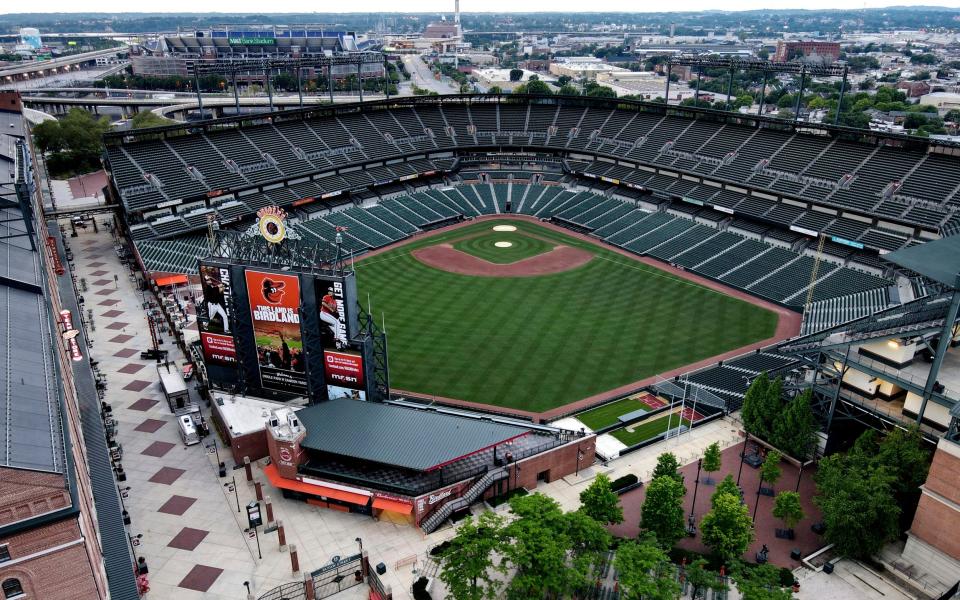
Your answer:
244,269 -> 307,395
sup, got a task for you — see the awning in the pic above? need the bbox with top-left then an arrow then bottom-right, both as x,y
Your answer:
372,497 -> 413,514
155,275 -> 188,287
263,464 -> 370,506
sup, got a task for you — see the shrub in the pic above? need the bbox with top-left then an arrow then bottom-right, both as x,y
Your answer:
778,567 -> 796,587
412,576 -> 432,600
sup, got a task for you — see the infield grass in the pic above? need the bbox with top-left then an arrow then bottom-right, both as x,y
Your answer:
575,397 -> 650,431
453,231 -> 554,264
355,219 -> 778,412
611,414 -> 692,446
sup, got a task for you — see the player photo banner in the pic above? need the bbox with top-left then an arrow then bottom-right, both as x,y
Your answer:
198,264 -> 236,366
244,270 -> 307,395
315,277 -> 349,351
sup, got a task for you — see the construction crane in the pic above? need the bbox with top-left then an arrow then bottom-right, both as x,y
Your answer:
804,234 -> 827,314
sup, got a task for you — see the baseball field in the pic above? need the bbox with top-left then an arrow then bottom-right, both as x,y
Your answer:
355,218 -> 779,413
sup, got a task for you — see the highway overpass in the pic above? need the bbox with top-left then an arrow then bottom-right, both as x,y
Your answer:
0,47 -> 128,82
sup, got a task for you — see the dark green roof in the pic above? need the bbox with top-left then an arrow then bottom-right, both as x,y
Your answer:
297,399 -> 530,471
885,237 -> 960,289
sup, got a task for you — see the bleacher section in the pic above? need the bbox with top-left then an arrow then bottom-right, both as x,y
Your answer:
105,98 -> 960,257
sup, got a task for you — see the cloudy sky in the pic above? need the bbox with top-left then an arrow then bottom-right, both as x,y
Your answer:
28,0 -> 960,12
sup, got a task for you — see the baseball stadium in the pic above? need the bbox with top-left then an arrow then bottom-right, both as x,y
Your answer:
98,94 -> 960,529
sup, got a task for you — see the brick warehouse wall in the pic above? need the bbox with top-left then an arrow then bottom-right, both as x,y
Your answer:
504,436 -> 597,493
908,439 -> 960,562
0,519 -> 102,600
0,468 -> 71,526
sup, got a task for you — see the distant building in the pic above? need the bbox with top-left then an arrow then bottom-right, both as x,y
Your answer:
920,91 -> 960,113
18,27 -> 41,50
773,40 -> 840,63
549,57 -> 631,81
131,24 -> 383,81
897,80 -> 932,98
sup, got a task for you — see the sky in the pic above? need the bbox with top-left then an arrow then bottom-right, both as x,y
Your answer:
24,0 -> 960,13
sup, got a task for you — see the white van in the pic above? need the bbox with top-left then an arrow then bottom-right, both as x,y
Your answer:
178,414 -> 200,446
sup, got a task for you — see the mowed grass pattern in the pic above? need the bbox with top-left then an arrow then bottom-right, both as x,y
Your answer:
611,414 -> 692,446
355,220 -> 778,412
452,231 -> 554,264
575,398 -> 650,431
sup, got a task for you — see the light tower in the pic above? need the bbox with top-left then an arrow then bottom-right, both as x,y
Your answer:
455,0 -> 460,25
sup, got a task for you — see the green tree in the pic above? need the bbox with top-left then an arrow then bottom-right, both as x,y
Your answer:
557,74 -> 573,86
875,426 -> 931,497
579,473 -> 623,525
502,493 -> 578,599
516,79 -> 552,95
586,84 -> 617,98
487,85 -> 503,94
641,476 -> 687,548
685,558 -> 727,599
564,510 -> 612,589
713,475 -> 741,509
652,452 -> 683,485
36,108 -> 111,177
760,450 -> 782,492
614,536 -> 680,600
772,491 -> 804,532
771,390 -> 817,460
438,511 -> 505,600
31,120 -> 64,154
732,562 -> 794,600
702,442 -> 722,483
814,452 -> 900,558
741,372 -> 770,437
700,491 -> 754,562
756,378 -> 784,441
509,68 -> 523,82
557,84 -> 581,96
130,110 -> 173,129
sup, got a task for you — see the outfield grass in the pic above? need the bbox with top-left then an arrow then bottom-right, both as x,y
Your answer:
575,397 -> 650,431
610,414 -> 692,446
452,231 -> 554,264
355,219 -> 778,412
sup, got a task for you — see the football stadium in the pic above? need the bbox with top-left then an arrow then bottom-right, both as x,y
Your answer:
99,93 -> 960,532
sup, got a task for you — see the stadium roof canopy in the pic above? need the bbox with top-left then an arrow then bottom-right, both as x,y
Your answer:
884,236 -> 960,289
297,398 -> 531,472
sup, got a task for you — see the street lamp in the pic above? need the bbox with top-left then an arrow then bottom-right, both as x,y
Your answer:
688,458 -> 702,536
225,477 -> 240,513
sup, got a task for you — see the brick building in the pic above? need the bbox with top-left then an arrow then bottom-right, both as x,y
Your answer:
902,438 -> 960,586
773,41 -> 841,63
0,100 -> 139,600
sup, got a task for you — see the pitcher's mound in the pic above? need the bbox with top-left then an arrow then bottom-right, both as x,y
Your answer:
492,225 -> 518,232
494,241 -> 513,248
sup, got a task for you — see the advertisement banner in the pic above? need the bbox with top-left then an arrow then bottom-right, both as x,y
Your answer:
245,270 -> 307,394
200,332 -> 237,366
324,350 -> 365,396
199,264 -> 236,366
315,278 -> 349,351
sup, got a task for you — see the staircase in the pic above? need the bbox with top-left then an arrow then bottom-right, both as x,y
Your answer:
420,467 -> 509,534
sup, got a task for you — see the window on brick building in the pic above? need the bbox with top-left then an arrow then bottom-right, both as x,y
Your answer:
0,545 -> 9,563
2,578 -> 24,599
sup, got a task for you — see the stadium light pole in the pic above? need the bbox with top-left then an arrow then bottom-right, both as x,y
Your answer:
664,63 -> 672,104
231,70 -> 240,115
328,63 -> 335,104
694,64 -> 702,104
296,66 -> 303,110
358,61 -> 364,102
736,432 -> 749,486
758,70 -> 768,116
193,68 -> 204,119
833,64 -> 848,126
265,68 -> 274,113
725,66 -> 735,111
793,65 -> 807,123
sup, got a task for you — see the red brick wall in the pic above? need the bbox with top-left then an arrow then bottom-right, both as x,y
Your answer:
506,436 -> 597,492
0,91 -> 22,113
0,468 -> 71,527
909,443 -> 960,561
0,519 -> 102,600
210,401 -> 270,464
